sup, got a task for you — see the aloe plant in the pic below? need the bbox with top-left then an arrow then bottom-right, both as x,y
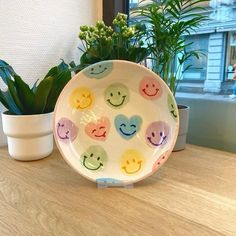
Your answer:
132,0 -> 208,96
0,60 -> 71,115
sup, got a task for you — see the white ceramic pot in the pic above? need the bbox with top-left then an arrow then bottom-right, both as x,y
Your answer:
0,104 -> 7,147
0,118 -> 7,147
173,105 -> 190,151
1,112 -> 53,161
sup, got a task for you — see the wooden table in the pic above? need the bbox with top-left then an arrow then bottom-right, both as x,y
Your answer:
0,145 -> 235,236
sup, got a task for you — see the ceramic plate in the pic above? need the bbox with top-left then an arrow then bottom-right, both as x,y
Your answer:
54,60 -> 179,185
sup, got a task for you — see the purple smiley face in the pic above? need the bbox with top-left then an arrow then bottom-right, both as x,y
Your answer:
56,118 -> 78,143
146,121 -> 170,148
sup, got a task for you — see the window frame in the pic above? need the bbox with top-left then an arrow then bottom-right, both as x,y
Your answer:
103,0 -> 129,26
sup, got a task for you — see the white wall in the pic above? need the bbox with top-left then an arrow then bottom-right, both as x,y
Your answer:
0,0 -> 101,86
0,0 -> 101,145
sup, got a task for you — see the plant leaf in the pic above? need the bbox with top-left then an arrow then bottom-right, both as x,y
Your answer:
0,59 -> 15,85
44,60 -> 68,79
31,79 -> 39,93
13,74 -> 35,114
7,79 -> 25,113
0,89 -> 22,115
44,65 -> 71,113
34,76 -> 54,113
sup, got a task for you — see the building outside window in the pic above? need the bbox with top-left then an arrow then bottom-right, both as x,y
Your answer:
129,0 -> 236,94
182,34 -> 209,81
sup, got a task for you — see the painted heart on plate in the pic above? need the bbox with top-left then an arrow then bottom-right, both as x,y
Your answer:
85,117 -> 110,141
115,114 -> 142,140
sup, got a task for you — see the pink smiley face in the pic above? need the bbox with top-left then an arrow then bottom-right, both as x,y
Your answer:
85,117 -> 110,141
146,121 -> 170,148
139,76 -> 162,100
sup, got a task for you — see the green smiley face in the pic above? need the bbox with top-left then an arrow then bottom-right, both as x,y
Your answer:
104,83 -> 130,109
168,94 -> 178,121
83,61 -> 113,79
80,145 -> 108,171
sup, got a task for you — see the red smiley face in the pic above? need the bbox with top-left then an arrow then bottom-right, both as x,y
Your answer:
139,76 -> 162,100
152,150 -> 170,172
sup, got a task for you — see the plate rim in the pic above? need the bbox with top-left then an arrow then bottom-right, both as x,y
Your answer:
53,59 -> 179,184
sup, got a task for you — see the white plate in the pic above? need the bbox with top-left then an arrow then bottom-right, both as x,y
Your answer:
54,60 -> 179,185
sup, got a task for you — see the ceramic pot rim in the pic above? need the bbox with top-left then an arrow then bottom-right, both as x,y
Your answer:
2,111 -> 54,118
177,104 -> 190,110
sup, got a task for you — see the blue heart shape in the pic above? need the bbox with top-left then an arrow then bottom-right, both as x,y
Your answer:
115,114 -> 142,140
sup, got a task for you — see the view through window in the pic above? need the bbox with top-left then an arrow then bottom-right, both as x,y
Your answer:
129,0 -> 236,94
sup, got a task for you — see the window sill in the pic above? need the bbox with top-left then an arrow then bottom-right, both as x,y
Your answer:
176,92 -> 236,103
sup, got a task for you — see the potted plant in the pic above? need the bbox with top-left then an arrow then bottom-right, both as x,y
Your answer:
0,59 -> 71,160
133,0 -> 207,150
70,13 -> 149,72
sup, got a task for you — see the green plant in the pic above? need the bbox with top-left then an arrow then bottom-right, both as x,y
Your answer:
70,13 -> 149,72
0,60 -> 71,115
133,0 -> 208,95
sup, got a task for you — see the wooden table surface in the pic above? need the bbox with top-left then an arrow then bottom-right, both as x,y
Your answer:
0,144 -> 235,236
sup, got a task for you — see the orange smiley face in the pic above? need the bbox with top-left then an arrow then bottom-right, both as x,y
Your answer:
70,87 -> 95,110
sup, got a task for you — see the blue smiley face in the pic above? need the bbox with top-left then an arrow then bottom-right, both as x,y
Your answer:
115,114 -> 142,140
83,61 -> 113,79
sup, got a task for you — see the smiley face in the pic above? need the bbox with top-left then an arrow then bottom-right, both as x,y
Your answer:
121,149 -> 144,175
152,150 -> 170,172
168,94 -> 178,121
115,114 -> 142,140
69,87 -> 94,110
85,117 -> 110,141
146,121 -> 170,148
104,83 -> 129,109
56,118 -> 78,143
139,76 -> 162,100
83,61 -> 113,79
80,145 -> 108,171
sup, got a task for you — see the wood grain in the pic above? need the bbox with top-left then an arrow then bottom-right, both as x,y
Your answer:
0,145 -> 235,236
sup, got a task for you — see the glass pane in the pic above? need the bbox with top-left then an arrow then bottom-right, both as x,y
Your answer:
129,0 -> 139,9
226,31 -> 236,80
183,34 -> 209,81
210,0 -> 236,22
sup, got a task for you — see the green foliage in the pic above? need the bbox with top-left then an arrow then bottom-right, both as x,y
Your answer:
0,60 -> 71,115
70,13 -> 150,72
132,0 -> 208,96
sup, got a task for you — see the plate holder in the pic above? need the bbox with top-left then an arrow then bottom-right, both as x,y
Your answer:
96,179 -> 134,189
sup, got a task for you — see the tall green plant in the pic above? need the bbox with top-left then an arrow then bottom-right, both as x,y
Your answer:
133,0 -> 208,95
0,60 -> 71,115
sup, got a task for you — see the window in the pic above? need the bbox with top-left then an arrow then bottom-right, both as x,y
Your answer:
226,31 -> 236,80
103,0 -> 129,25
129,0 -> 138,9
182,34 -> 209,81
129,0 -> 236,94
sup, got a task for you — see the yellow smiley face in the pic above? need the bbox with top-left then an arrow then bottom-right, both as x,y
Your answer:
120,149 -> 145,175
70,87 -> 94,110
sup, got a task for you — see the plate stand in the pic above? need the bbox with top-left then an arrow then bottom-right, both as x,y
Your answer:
97,182 -> 134,189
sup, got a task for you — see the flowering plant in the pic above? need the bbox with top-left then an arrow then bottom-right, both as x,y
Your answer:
71,13 -> 149,72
